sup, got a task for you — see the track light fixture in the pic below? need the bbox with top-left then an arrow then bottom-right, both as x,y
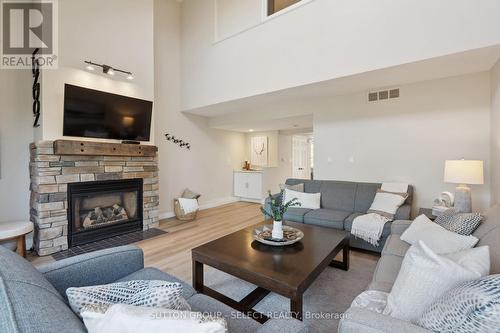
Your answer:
84,61 -> 133,80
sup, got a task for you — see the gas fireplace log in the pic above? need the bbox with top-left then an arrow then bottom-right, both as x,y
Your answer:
82,205 -> 130,229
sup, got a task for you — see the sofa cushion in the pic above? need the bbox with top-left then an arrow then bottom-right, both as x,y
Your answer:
320,181 -> 357,211
368,280 -> 394,293
0,246 -> 86,333
372,254 -> 403,288
283,207 -> 312,223
285,178 -> 321,194
303,209 -> 351,229
401,215 -> 479,254
353,183 -> 380,213
381,235 -> 410,257
473,204 -> 500,274
117,267 -> 196,300
283,188 -> 321,209
39,245 -> 145,300
350,235 -> 389,253
67,280 -> 191,317
188,293 -> 262,333
416,274 -> 500,333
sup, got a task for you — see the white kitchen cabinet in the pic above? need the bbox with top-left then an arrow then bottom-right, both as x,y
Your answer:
233,171 -> 263,202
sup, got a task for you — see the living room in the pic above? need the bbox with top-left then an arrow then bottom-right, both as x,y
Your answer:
1,0 -> 500,332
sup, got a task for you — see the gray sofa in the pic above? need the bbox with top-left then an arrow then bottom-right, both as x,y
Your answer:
0,245 -> 307,333
339,204 -> 500,333
264,179 -> 413,252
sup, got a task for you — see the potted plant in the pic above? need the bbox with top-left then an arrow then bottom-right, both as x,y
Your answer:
261,190 -> 301,239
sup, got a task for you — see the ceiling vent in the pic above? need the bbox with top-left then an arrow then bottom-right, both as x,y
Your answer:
368,88 -> 400,102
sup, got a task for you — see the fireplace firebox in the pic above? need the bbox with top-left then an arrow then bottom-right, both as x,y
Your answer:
67,179 -> 143,247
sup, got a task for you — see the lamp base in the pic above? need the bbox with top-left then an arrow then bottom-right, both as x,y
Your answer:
454,184 -> 472,213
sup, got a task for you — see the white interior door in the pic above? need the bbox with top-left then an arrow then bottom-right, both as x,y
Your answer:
292,135 -> 311,179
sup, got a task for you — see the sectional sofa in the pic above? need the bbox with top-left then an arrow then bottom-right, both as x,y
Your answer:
339,204 -> 500,332
264,179 -> 413,252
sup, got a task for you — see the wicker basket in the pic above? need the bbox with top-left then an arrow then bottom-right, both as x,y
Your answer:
173,198 -> 198,221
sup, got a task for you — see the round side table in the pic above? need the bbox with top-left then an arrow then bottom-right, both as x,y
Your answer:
0,222 -> 33,257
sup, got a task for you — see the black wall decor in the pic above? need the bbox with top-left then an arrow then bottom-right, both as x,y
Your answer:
32,48 -> 41,127
165,133 -> 190,150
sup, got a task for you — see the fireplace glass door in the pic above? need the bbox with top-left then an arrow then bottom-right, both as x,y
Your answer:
68,179 -> 143,247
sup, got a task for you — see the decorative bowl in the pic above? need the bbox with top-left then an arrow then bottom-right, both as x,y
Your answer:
253,224 -> 304,246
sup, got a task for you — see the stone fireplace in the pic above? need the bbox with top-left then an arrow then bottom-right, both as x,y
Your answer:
30,140 -> 159,256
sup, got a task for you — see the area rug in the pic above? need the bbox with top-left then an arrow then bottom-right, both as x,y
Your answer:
203,251 -> 379,332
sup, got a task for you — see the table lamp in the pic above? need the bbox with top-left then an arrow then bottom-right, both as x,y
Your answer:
444,160 -> 484,213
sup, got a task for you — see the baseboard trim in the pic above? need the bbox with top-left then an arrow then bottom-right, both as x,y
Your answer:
159,196 -> 241,220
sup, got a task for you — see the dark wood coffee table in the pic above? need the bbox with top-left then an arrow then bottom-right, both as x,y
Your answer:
191,221 -> 349,322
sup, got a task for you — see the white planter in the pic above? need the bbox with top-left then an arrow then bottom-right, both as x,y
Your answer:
272,220 -> 284,239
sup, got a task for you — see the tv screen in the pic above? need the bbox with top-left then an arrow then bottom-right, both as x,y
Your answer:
63,84 -> 153,141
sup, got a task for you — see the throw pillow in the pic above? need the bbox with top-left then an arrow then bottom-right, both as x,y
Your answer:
416,274 -> 500,333
67,280 -> 191,317
367,189 -> 408,220
280,183 -> 304,192
435,208 -> 483,235
444,245 -> 490,277
383,241 -> 489,322
182,188 -> 201,199
283,188 -> 320,209
81,303 -> 227,333
400,214 -> 479,254
351,290 -> 389,314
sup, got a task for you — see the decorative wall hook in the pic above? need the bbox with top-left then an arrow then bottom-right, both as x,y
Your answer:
32,48 -> 41,128
165,133 -> 191,150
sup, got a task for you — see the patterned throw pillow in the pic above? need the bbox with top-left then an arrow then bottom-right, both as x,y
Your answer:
435,208 -> 483,235
417,274 -> 500,332
67,280 -> 191,317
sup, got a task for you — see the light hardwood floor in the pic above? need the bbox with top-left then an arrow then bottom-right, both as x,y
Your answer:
136,201 -> 264,282
30,202 -> 265,282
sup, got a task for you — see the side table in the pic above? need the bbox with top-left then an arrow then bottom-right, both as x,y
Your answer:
0,221 -> 33,257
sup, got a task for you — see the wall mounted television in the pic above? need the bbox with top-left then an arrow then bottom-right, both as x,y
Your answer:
63,84 -> 153,141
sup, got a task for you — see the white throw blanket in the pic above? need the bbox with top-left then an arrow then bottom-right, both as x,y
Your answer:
351,213 -> 390,246
178,198 -> 199,214
351,182 -> 409,246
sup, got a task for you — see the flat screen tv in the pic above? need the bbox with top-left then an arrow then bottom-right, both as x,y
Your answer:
63,84 -> 153,141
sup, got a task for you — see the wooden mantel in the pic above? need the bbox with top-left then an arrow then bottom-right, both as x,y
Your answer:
53,140 -> 158,157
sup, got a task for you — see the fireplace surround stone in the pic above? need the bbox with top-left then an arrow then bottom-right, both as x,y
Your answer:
29,140 -> 159,256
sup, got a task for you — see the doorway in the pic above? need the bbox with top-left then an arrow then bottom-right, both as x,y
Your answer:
292,134 -> 313,179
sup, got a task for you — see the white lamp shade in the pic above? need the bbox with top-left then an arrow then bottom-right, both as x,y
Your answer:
444,160 -> 484,185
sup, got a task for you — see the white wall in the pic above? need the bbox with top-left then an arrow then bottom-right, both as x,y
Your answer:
314,72 -> 491,213
39,0 -> 155,142
491,59 -> 500,204
181,0 -> 500,111
154,0 -> 246,217
262,133 -> 293,194
0,70 -> 32,222
215,0 -> 262,41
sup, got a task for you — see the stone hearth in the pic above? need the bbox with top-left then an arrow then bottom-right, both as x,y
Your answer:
29,140 -> 159,256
